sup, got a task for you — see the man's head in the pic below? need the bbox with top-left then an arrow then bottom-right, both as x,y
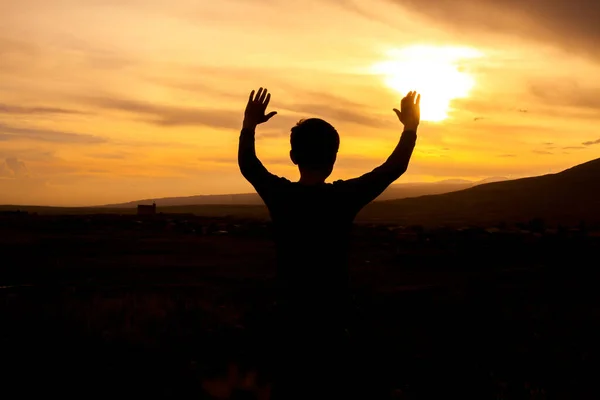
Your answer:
290,118 -> 339,178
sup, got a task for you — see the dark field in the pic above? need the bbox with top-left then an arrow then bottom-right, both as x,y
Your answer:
2,213 -> 600,399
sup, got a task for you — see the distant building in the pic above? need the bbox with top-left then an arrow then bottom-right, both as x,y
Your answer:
137,202 -> 156,216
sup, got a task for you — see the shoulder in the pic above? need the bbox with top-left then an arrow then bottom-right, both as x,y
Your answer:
259,172 -> 291,186
264,175 -> 293,193
253,173 -> 291,199
275,176 -> 293,185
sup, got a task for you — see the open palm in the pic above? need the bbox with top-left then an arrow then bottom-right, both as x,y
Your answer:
244,87 -> 277,129
393,91 -> 421,131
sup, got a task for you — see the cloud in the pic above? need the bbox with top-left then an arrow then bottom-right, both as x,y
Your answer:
0,123 -> 107,144
289,103 -> 391,129
0,36 -> 41,74
530,82 -> 600,110
498,154 -> 516,158
152,78 -> 243,101
0,104 -> 87,115
0,162 -> 10,177
582,138 -> 600,146
532,150 -> 553,155
385,0 -> 600,58
0,158 -> 29,178
276,90 -> 394,129
5,158 -> 29,178
563,146 -> 586,150
85,92 -> 392,131
329,0 -> 386,20
85,97 -> 242,129
87,152 -> 128,160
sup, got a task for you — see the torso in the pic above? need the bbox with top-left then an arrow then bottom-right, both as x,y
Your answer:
264,180 -> 358,324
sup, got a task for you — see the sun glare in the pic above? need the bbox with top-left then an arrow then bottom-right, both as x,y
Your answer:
371,45 -> 483,122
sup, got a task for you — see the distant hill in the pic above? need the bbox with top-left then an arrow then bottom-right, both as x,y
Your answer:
376,179 -> 498,202
102,178 -> 507,208
102,193 -> 264,208
358,158 -> 600,227
3,158 -> 598,228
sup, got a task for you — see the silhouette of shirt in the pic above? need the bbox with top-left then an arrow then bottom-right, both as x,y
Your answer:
239,127 -> 417,325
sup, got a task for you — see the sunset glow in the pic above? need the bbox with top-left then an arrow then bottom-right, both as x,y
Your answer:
371,46 -> 482,122
0,0 -> 599,206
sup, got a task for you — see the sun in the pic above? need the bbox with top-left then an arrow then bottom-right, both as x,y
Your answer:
371,45 -> 483,122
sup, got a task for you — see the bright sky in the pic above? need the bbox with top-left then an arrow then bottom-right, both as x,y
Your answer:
1,0 -> 599,206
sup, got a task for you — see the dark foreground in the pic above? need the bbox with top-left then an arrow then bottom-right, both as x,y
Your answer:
1,213 -> 600,399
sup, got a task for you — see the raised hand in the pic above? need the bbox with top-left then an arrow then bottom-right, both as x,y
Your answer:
243,87 -> 277,130
393,91 -> 421,131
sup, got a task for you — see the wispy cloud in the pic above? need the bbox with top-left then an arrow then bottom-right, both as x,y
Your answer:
0,36 -> 41,74
277,90 -> 394,129
0,123 -> 107,144
87,152 -> 129,160
84,92 -> 393,131
582,138 -> 600,146
530,82 -> 600,110
0,104 -> 87,115
384,0 -> 600,58
288,103 -> 391,129
0,161 -> 10,178
5,158 -> 28,178
0,158 -> 29,178
84,97 -> 242,129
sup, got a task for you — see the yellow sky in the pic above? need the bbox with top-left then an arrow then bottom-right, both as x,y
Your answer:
1,0 -> 599,206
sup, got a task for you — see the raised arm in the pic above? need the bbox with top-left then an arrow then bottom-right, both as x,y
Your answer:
238,87 -> 281,194
340,91 -> 421,208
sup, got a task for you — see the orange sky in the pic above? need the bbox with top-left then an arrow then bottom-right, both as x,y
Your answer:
1,0 -> 599,206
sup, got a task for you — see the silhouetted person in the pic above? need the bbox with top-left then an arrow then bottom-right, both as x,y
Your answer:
238,87 -> 421,398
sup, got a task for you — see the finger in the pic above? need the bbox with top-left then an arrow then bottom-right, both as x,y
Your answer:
393,108 -> 401,118
259,88 -> 268,103
416,94 -> 421,105
265,111 -> 277,121
249,90 -> 255,102
255,88 -> 263,103
264,93 -> 271,107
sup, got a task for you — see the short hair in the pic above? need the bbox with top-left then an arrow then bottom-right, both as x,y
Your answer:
290,118 -> 339,169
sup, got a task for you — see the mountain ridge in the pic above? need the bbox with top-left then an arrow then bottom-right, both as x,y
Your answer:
100,178 -> 509,208
359,157 -> 600,226
2,157 -> 598,228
